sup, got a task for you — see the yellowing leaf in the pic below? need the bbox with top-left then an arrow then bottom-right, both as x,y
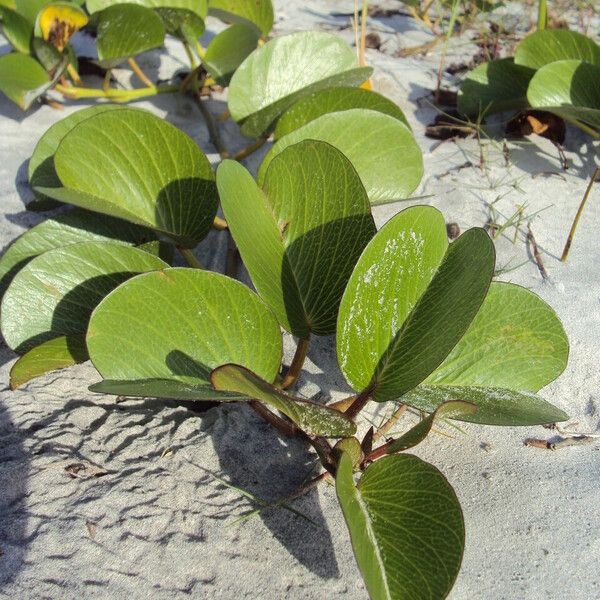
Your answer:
39,4 -> 88,51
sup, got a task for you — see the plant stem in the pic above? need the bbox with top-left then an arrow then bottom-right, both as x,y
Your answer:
561,165 -> 599,262
281,338 -> 310,390
372,403 -> 407,443
195,91 -> 230,159
344,387 -> 373,420
128,57 -> 154,88
249,401 -> 298,437
366,438 -> 396,462
55,83 -> 178,102
178,246 -> 205,269
233,137 -> 268,161
537,0 -> 548,30
278,471 -> 331,505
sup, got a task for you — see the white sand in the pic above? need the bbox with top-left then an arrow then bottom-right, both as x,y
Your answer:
0,2 -> 599,598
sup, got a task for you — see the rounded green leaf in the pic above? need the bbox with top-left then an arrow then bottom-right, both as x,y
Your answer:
0,52 -> 49,110
203,23 -> 259,86
458,58 -> 535,117
337,206 -> 495,401
514,29 -> 600,70
259,109 -> 423,205
207,0 -> 273,36
211,364 -> 356,437
10,335 -> 88,389
15,0 -> 52,23
527,60 -> 600,134
36,108 -> 218,247
0,7 -> 33,53
95,4 -> 166,68
336,453 -> 464,600
87,269 -> 283,397
1,242 -> 167,354
401,282 -> 569,425
155,7 -> 204,46
228,31 -> 372,137
0,208 -> 157,295
274,87 -> 409,140
217,140 -> 376,338
87,0 -> 207,17
29,104 -> 125,206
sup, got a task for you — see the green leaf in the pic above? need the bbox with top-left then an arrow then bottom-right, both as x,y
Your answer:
10,334 -> 88,389
87,0 -> 207,17
383,401 -> 477,454
0,52 -> 50,110
95,4 -> 166,68
207,0 -> 273,36
0,7 -> 33,53
337,206 -> 495,401
336,453 -> 464,600
0,208 -> 157,295
527,60 -> 600,134
203,23 -> 259,86
36,108 -> 218,247
15,0 -> 52,23
458,58 -> 535,117
155,7 -> 204,46
514,29 -> 600,70
29,104 -> 125,207
217,140 -> 376,338
1,242 -> 167,354
274,86 -> 410,140
228,31 -> 372,137
87,269 -> 283,398
401,282 -> 569,425
211,364 -> 356,437
259,109 -> 423,205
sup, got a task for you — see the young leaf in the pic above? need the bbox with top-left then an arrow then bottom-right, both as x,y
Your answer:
207,0 -> 273,36
274,87 -> 410,140
29,104 -> 125,207
211,364 -> 356,437
337,206 -> 495,402
203,23 -> 260,86
86,0 -> 207,17
457,58 -> 535,117
10,335 -> 88,389
228,31 -> 372,137
527,60 -> 600,134
36,108 -> 218,247
380,401 -> 477,455
0,6 -> 33,53
217,140 -> 376,338
95,4 -> 166,68
0,53 -> 50,110
86,269 -> 283,397
1,242 -> 167,354
336,453 -> 464,600
259,109 -> 423,205
401,282 -> 569,425
0,208 -> 157,294
514,29 -> 600,70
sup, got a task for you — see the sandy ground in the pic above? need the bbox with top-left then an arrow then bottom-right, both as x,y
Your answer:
0,1 -> 599,598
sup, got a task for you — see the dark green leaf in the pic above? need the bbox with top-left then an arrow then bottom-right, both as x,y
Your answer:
10,334 -> 88,389
36,108 -> 218,247
336,453 -> 464,600
217,140 -> 376,338
274,86 -> 409,139
207,0 -> 273,36
0,52 -> 50,110
259,109 -> 423,205
211,364 -> 356,437
337,206 -> 495,401
87,0 -> 207,18
1,241 -> 167,353
0,207 -> 157,294
0,6 -> 33,53
87,268 -> 283,396
228,31 -> 372,137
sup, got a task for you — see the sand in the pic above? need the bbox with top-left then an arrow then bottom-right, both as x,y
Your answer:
0,1 -> 599,598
